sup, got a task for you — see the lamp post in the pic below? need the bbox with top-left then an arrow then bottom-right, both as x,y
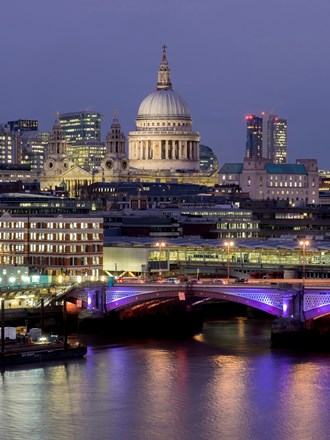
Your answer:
1,298 -> 4,354
155,242 -> 166,277
224,241 -> 234,284
299,240 -> 309,283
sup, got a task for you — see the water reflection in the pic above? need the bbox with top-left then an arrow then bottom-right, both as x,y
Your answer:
1,320 -> 330,440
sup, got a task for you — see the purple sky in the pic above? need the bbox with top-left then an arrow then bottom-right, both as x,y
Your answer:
1,0 -> 330,166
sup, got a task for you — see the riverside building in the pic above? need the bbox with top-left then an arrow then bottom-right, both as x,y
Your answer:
0,213 -> 103,279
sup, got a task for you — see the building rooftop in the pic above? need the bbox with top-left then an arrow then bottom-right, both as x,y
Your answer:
265,163 -> 307,174
104,236 -> 330,251
219,163 -> 243,174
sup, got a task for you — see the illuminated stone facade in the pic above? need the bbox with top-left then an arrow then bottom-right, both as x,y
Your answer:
42,49 -> 218,193
128,46 -> 200,173
101,112 -> 129,179
41,114 -> 94,196
219,158 -> 319,205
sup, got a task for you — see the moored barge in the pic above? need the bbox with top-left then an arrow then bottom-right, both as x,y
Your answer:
0,342 -> 87,366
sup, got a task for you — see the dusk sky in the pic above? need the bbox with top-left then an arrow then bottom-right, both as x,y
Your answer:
1,0 -> 330,166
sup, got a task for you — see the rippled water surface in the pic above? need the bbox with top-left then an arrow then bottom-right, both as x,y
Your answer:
1,318 -> 330,440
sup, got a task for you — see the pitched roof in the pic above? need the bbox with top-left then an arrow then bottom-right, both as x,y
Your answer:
219,163 -> 243,174
265,163 -> 307,174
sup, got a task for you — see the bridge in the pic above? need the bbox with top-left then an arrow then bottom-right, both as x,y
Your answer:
2,280 -> 330,341
65,281 -> 330,323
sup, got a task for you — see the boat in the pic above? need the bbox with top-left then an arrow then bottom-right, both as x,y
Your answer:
0,297 -> 87,367
0,341 -> 87,366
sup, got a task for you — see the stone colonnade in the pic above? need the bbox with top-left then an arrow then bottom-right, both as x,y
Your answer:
63,178 -> 93,196
130,139 -> 199,161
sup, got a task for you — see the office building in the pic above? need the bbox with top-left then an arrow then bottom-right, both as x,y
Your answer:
58,111 -> 104,169
6,120 -> 38,164
245,115 -> 263,159
246,113 -> 287,163
262,113 -> 287,164
66,141 -> 106,169
8,119 -> 38,133
199,145 -> 219,173
59,111 -> 101,142
0,163 -> 35,184
0,124 -> 20,164
21,131 -> 50,173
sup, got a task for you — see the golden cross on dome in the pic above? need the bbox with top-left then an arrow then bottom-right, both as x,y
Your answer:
162,44 -> 167,59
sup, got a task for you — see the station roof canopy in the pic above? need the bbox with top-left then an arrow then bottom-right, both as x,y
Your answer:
104,237 -> 330,251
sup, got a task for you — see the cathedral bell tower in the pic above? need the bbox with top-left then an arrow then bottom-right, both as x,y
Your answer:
101,112 -> 129,178
43,113 -> 71,176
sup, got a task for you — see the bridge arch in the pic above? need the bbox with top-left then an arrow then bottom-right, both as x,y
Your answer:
68,283 -> 330,320
102,285 -> 285,317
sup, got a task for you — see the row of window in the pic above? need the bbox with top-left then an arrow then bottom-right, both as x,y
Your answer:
139,121 -> 191,128
0,232 -> 101,241
149,249 -> 330,266
259,190 -> 314,196
217,222 -> 259,230
0,221 -> 101,229
0,244 -> 101,253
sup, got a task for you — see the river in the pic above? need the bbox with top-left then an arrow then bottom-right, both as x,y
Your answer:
1,317 -> 330,440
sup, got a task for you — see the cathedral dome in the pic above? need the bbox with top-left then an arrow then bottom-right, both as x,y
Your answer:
136,45 -> 191,121
128,46 -> 200,173
137,89 -> 191,120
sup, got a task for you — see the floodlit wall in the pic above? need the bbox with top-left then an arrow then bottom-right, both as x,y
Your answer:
103,247 -> 149,272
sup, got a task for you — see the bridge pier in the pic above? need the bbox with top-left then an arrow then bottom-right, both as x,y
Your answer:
271,287 -> 306,347
86,287 -> 106,312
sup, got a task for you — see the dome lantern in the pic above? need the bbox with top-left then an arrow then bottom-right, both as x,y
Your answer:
137,46 -> 191,121
157,44 -> 172,90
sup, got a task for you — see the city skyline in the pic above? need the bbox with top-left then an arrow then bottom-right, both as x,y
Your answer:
1,0 -> 330,166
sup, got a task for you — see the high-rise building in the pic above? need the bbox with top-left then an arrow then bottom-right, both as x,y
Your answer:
245,115 -> 263,159
0,124 -> 21,164
6,120 -> 38,164
21,131 -> 50,173
8,119 -> 38,133
59,111 -> 101,143
246,113 -> 287,164
261,112 -> 287,164
272,117 -> 287,164
58,111 -> 105,170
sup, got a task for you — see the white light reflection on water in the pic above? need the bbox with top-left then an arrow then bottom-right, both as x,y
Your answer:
1,320 -> 330,440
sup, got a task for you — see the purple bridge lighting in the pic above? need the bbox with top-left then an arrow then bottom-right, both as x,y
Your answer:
66,282 -> 330,322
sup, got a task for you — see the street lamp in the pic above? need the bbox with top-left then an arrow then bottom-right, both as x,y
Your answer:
299,240 -> 309,283
1,298 -> 4,354
155,242 -> 166,277
224,241 -> 234,284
